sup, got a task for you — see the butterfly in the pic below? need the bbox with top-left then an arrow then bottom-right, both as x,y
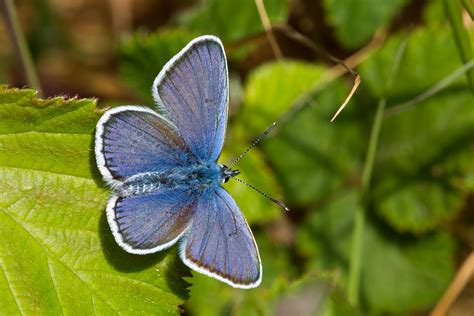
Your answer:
95,35 -> 270,288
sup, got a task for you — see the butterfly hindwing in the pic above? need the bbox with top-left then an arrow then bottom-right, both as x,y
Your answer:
153,36 -> 228,161
95,106 -> 194,183
107,188 -> 198,254
180,187 -> 262,288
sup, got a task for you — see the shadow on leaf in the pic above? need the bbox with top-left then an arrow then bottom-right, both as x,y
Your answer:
88,135 -> 109,188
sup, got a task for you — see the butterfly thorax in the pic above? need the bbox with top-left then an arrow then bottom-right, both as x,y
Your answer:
114,162 -> 239,197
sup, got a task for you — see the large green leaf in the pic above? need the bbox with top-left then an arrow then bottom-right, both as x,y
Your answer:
0,87 -> 189,315
323,0 -> 407,48
177,0 -> 288,43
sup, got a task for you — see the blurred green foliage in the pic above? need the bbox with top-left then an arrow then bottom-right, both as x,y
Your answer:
1,0 -> 473,315
324,0 -> 408,48
298,191 -> 455,313
361,28 -> 474,233
120,29 -> 198,103
177,0 -> 288,42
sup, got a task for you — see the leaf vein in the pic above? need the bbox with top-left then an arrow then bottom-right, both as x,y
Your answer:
0,256 -> 23,315
1,208 -> 118,313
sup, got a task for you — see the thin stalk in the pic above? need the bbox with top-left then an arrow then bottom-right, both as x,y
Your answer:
386,59 -> 474,116
254,0 -> 284,61
461,0 -> 474,20
347,37 -> 408,306
347,97 -> 385,305
0,0 -> 43,96
443,0 -> 474,94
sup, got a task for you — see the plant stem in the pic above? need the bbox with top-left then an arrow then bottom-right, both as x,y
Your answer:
0,0 -> 43,96
386,59 -> 474,116
461,0 -> 474,20
348,97 -> 386,305
347,36 -> 408,306
443,0 -> 474,94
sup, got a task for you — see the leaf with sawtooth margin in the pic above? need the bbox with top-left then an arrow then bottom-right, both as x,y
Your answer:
0,86 -> 190,315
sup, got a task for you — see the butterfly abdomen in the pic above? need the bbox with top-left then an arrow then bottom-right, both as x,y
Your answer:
114,162 -> 224,196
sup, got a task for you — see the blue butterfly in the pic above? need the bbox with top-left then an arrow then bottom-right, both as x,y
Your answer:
95,35 -> 284,288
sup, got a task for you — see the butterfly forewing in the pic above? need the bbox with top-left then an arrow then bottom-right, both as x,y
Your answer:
95,106 -> 194,182
153,36 -> 228,162
181,187 -> 262,288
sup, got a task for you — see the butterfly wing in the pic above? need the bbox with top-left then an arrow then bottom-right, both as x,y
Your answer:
107,188 -> 199,254
180,187 -> 262,288
152,35 -> 228,161
95,106 -> 195,184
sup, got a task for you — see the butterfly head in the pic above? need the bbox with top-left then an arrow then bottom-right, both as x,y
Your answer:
220,164 -> 240,183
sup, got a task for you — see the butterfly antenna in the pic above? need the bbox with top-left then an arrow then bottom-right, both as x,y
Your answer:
228,122 -> 276,169
232,176 -> 290,211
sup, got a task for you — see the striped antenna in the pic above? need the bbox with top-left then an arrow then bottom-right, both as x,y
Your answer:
228,122 -> 276,169
232,176 -> 289,211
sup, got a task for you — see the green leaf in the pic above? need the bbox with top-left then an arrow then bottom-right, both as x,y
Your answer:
372,109 -> 473,233
361,227 -> 455,314
423,0 -> 448,27
297,191 -> 359,273
323,0 -> 407,48
376,179 -> 464,233
178,0 -> 288,43
119,29 -> 197,103
242,61 -> 326,135
296,190 -> 455,314
0,87 -> 189,315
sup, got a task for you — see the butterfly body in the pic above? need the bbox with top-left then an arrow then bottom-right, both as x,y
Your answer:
95,36 -> 262,288
114,162 -> 236,197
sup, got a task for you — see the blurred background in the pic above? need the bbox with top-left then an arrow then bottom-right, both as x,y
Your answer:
1,0 -> 474,315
